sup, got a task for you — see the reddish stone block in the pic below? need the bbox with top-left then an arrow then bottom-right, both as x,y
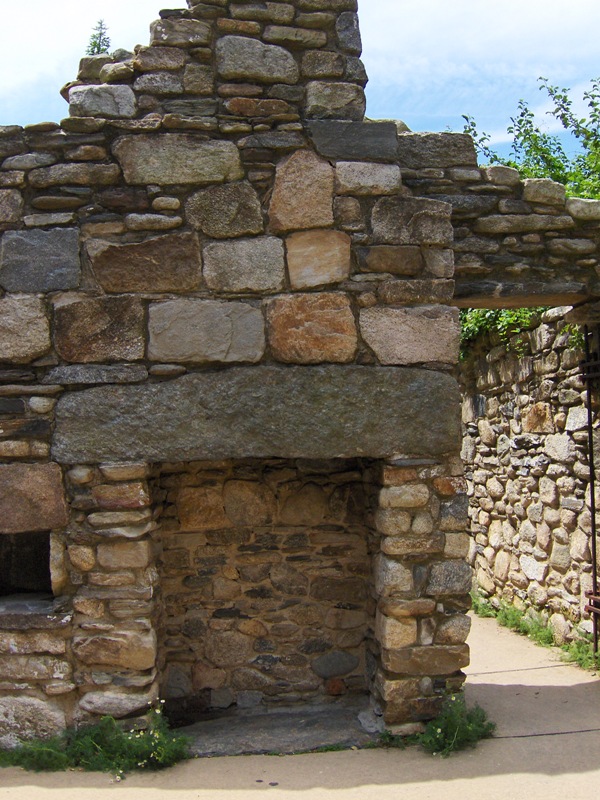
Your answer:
53,295 -> 145,363
92,482 -> 150,510
267,293 -> 357,364
0,464 -> 68,534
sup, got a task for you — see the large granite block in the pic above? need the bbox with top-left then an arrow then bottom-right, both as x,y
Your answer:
112,135 -> 243,185
52,366 -> 461,463
148,299 -> 265,363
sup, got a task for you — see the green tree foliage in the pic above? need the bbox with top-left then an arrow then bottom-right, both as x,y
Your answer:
463,77 -> 600,199
86,19 -> 111,55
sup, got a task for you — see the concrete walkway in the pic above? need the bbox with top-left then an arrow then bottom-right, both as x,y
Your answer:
1,615 -> 599,799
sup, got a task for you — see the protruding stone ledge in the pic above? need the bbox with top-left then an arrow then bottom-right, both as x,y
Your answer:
52,366 -> 461,463
453,279 -> 592,309
308,120 -> 398,161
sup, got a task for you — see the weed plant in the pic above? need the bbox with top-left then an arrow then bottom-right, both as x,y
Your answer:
471,591 -> 598,670
418,694 -> 495,757
378,694 -> 495,758
0,708 -> 190,777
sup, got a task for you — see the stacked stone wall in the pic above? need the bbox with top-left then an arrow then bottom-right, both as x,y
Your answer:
5,0 -> 600,745
0,0 -> 474,740
461,309 -> 596,641
397,140 -> 600,308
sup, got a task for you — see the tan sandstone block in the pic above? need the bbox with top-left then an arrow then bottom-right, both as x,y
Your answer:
286,229 -> 351,289
381,644 -> 470,675
68,545 -> 96,572
0,295 -> 50,364
375,611 -> 417,649
360,306 -> 460,365
269,150 -> 334,233
97,540 -> 152,570
267,292 -> 357,364
379,485 -> 430,509
73,630 -> 157,670
223,480 -> 276,525
177,486 -> 230,531
92,482 -> 150,510
0,632 -> 66,655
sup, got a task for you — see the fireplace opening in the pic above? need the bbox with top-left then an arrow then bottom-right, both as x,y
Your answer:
153,458 -> 379,726
0,532 -> 52,597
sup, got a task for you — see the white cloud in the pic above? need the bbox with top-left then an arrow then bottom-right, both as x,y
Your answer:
0,1 -> 164,96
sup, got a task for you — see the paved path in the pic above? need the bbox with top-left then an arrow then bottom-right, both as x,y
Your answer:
1,615 -> 599,799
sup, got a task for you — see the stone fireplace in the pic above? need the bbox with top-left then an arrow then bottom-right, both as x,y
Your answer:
0,0 -> 473,745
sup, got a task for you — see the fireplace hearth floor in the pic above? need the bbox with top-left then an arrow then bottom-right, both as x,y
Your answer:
182,697 -> 378,757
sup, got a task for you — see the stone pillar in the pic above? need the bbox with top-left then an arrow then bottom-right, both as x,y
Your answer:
371,458 -> 471,729
65,462 -> 160,722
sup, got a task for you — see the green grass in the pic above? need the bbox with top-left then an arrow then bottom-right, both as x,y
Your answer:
0,710 -> 190,778
471,591 -> 599,671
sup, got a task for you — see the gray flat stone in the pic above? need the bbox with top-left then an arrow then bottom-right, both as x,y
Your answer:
43,365 -> 149,385
182,698 -> 375,757
0,229 -> 80,292
203,236 -> 285,292
113,135 -> 243,186
311,650 -> 359,678
0,189 -> 23,222
148,299 -> 265,363
68,85 -> 137,119
305,82 -> 365,121
52,366 -> 460,463
336,12 -> 362,54
308,121 -> 398,161
397,132 -> 478,169
0,697 -> 66,749
186,181 -> 263,238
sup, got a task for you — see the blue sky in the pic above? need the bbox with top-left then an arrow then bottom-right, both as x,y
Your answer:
1,0 -> 599,158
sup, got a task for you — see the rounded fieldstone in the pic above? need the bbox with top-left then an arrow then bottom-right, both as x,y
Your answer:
0,697 -> 66,748
311,650 -> 359,679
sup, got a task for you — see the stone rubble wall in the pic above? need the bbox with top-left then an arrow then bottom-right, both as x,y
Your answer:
460,309 -> 596,641
155,458 -> 378,718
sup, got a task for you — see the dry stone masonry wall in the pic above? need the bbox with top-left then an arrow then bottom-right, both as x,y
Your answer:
0,0 -> 477,743
396,147 -> 600,309
3,0 -> 600,747
461,310 -> 596,641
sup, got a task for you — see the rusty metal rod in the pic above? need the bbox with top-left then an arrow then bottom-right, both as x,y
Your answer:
583,325 -> 599,654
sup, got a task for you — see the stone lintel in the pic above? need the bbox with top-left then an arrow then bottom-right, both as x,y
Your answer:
453,280 -> 593,309
52,366 -> 460,464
